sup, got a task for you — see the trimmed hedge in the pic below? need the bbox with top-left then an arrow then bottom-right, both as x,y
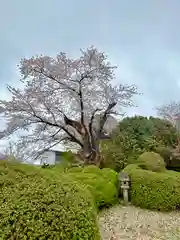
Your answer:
77,165 -> 118,185
123,164 -> 180,211
137,152 -> 166,172
47,165 -> 119,209
67,172 -> 118,208
66,165 -> 118,185
0,161 -> 100,239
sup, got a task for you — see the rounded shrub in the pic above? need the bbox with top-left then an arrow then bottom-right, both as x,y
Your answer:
67,165 -> 118,188
155,146 -> 172,166
137,151 -> 166,172
122,164 -> 141,172
66,166 -> 84,173
81,165 -> 118,184
101,168 -> 118,185
66,166 -> 118,208
123,164 -> 180,211
0,161 -> 100,240
43,165 -> 118,209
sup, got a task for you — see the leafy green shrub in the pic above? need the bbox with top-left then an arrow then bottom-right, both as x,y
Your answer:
0,160 -> 42,179
155,146 -> 172,165
100,140 -> 128,172
122,164 -> 141,172
66,166 -> 118,208
123,164 -> 180,211
101,116 -> 178,171
61,150 -> 82,167
66,166 -> 84,173
64,165 -> 118,187
81,165 -> 118,183
137,152 -> 166,172
101,168 -> 118,185
82,165 -> 102,174
0,161 -> 100,240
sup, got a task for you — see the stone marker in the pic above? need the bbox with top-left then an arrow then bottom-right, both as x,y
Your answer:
118,172 -> 130,205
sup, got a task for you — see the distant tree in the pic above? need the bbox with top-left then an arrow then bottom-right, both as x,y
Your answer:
114,116 -> 177,150
101,115 -> 178,171
2,140 -> 24,162
156,101 -> 180,123
156,101 -> 180,161
0,47 -> 138,165
149,116 -> 178,148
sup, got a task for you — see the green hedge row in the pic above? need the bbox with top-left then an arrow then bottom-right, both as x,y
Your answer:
65,166 -> 118,208
0,161 -> 118,239
123,164 -> 180,211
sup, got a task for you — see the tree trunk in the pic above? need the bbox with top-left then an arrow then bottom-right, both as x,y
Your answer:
78,137 -> 102,166
63,116 -> 104,166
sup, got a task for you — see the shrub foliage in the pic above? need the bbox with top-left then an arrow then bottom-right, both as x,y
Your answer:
123,164 -> 180,211
137,152 -> 166,172
65,165 -> 118,208
0,161 -> 118,239
0,161 -> 101,239
101,116 -> 178,171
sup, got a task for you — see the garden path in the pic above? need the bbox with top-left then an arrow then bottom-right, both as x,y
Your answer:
99,205 -> 180,240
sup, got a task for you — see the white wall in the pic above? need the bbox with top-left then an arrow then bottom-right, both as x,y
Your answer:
40,151 -> 56,165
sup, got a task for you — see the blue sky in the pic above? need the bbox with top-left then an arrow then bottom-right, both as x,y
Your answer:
1,0 -> 180,118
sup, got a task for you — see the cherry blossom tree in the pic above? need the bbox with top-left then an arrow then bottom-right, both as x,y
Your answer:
156,101 -> 180,155
0,47 -> 138,165
156,101 -> 180,127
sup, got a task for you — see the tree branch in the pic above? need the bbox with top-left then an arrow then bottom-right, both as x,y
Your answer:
36,115 -> 83,147
43,99 -> 57,124
89,108 -> 101,137
64,115 -> 85,135
79,80 -> 84,125
98,102 -> 117,137
76,69 -> 99,126
34,68 -> 78,94
26,101 -> 83,147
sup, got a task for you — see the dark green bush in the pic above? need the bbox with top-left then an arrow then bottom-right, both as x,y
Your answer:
64,165 -> 118,208
101,116 -> 178,172
123,164 -> 180,211
154,146 -> 172,165
100,140 -> 128,172
137,152 -> 166,172
0,161 -> 100,240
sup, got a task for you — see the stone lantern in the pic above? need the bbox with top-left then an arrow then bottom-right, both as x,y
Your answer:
118,172 -> 130,204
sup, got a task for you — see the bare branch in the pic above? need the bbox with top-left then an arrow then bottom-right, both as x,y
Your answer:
156,101 -> 180,124
89,108 -> 101,137
34,114 -> 83,147
79,79 -> 84,125
98,102 -> 117,137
